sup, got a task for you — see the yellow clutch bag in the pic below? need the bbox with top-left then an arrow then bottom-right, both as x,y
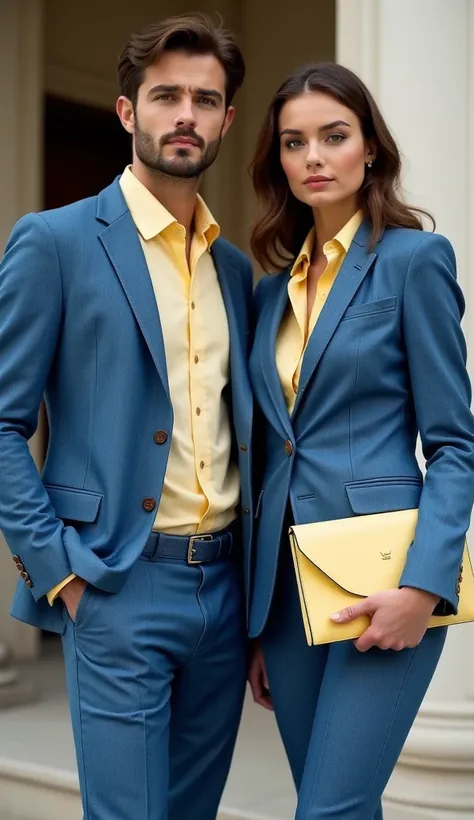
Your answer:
289,509 -> 474,646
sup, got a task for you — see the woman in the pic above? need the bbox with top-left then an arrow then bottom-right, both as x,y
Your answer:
247,63 -> 474,819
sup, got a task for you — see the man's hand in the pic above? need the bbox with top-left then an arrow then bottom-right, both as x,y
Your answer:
59,576 -> 88,622
248,641 -> 273,710
331,587 -> 441,652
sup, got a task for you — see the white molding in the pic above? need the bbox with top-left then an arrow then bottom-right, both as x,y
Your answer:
336,0 -> 379,93
0,757 -> 278,820
19,0 -> 43,218
384,701 -> 474,815
466,0 -> 474,385
398,701 -> 474,770
45,64 -> 117,111
0,0 -> 43,661
0,0 -> 43,237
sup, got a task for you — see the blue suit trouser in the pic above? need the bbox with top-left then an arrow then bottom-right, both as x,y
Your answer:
261,539 -> 446,820
61,544 -> 247,820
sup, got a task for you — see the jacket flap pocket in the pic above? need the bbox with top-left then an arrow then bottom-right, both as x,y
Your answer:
343,296 -> 397,321
289,507 -> 419,598
44,484 -> 103,523
345,479 -> 422,514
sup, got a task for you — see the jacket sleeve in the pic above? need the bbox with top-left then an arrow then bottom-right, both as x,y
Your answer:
399,233 -> 474,613
0,213 -> 77,599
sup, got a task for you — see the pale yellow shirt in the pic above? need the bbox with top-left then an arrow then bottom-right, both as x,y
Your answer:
276,210 -> 363,413
48,167 -> 239,603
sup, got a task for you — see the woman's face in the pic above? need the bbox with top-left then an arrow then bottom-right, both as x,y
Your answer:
279,91 -> 374,213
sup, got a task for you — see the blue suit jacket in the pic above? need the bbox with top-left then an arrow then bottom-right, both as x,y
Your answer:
249,221 -> 474,638
0,179 -> 255,634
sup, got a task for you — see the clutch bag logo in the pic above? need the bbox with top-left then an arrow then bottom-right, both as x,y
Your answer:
380,551 -> 391,561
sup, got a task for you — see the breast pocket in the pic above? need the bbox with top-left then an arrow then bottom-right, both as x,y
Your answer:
342,296 -> 397,321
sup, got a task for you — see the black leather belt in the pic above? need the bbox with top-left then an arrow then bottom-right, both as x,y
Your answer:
142,522 -> 237,564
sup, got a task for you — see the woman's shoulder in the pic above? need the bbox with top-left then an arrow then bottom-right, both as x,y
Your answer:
381,226 -> 454,261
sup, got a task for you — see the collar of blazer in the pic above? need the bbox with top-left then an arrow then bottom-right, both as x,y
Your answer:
258,218 -> 381,431
96,179 -> 251,415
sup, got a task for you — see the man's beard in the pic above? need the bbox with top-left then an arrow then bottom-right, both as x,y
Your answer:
135,121 -> 222,179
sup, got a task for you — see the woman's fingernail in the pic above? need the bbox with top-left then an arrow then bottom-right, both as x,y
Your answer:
331,613 -> 341,621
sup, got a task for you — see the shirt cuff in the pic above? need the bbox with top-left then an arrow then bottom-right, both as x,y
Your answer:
46,573 -> 77,606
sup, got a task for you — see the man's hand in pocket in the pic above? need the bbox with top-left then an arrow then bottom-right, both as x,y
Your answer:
59,577 -> 88,621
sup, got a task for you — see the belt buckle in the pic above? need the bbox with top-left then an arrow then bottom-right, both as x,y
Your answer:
187,533 -> 213,565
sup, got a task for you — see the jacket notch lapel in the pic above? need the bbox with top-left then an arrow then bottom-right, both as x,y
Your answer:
211,241 -> 253,437
257,272 -> 294,438
99,212 -> 170,398
293,228 -> 378,416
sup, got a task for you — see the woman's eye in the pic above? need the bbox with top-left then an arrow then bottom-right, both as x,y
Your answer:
286,139 -> 304,149
326,133 -> 346,144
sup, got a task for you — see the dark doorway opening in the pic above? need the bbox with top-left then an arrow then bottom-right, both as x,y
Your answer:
44,94 -> 131,209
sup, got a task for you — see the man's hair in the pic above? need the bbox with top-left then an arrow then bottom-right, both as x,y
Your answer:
118,13 -> 245,108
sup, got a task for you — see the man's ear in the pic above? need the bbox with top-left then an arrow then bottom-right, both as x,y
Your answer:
221,105 -> 236,139
117,96 -> 135,135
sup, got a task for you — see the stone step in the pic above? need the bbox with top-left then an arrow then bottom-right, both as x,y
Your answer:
0,756 -> 282,820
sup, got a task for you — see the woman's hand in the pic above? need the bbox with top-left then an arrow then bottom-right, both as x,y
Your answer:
331,587 -> 441,652
248,641 -> 273,710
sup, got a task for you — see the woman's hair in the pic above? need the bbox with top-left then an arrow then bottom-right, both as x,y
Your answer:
118,13 -> 245,109
250,62 -> 433,272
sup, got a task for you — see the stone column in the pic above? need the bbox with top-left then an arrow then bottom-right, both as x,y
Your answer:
337,1 -> 474,818
0,0 -> 44,703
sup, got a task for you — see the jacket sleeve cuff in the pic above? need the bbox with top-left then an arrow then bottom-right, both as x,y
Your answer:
398,568 -> 459,616
46,573 -> 77,606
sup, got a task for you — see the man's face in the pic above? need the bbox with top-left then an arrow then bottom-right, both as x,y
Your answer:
119,49 -> 234,179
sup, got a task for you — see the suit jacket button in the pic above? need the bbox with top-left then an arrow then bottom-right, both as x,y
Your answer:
142,497 -> 157,512
243,507 -> 250,514
240,444 -> 248,452
154,431 -> 168,445
20,571 -> 33,588
284,440 -> 294,456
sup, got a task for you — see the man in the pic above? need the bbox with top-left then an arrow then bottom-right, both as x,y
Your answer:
0,14 -> 254,819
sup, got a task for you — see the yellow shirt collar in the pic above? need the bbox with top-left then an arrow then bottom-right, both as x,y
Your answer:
119,166 -> 220,247
291,209 -> 364,276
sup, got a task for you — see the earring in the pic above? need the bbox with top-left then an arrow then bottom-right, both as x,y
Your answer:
367,160 -> 373,168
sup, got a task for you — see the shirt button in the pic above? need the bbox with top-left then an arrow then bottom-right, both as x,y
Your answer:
194,355 -> 199,364
284,440 -> 294,456
199,461 -> 205,470
153,430 -> 168,445
196,407 -> 201,416
142,497 -> 157,512
191,302 -> 196,310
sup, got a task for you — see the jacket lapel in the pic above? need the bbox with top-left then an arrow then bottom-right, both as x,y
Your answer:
293,221 -> 378,416
258,271 -> 293,438
212,240 -> 253,436
97,180 -> 170,397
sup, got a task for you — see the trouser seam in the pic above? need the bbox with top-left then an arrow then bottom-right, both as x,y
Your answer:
358,644 -> 421,819
73,628 -> 90,820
